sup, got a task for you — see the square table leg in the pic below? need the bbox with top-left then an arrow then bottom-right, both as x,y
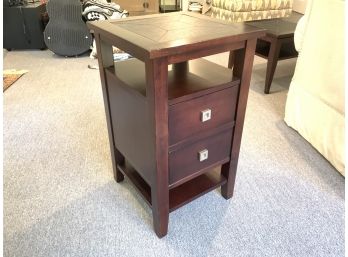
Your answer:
145,57 -> 170,238
264,38 -> 281,94
115,148 -> 125,182
221,39 -> 257,199
94,34 -> 126,183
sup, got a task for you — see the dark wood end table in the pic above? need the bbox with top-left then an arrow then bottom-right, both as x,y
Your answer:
88,12 -> 264,237
229,12 -> 302,94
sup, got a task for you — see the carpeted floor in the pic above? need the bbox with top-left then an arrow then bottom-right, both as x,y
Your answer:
3,49 -> 344,257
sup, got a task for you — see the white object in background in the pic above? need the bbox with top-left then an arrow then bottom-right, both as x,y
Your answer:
284,0 -> 345,175
113,53 -> 133,61
294,16 -> 305,52
293,0 -> 308,14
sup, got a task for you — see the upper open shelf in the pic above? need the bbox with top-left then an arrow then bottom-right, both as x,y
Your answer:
106,57 -> 240,105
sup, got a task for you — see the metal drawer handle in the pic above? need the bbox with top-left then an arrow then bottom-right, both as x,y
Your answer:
200,109 -> 211,122
198,149 -> 209,162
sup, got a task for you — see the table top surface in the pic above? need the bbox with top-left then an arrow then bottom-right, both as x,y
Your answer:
246,12 -> 303,38
88,12 -> 265,59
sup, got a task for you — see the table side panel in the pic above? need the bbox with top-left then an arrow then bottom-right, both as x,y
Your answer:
94,34 -> 120,181
105,69 -> 155,186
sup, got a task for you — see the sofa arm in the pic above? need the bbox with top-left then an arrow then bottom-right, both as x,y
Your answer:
293,0 -> 313,52
294,16 -> 305,52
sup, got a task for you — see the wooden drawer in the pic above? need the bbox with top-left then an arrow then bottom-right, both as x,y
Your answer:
169,129 -> 232,186
169,86 -> 239,145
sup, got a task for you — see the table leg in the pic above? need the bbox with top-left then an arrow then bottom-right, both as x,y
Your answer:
221,39 -> 257,199
264,39 -> 281,94
94,34 -> 124,183
146,57 -> 169,238
228,50 -> 234,69
115,148 -> 125,182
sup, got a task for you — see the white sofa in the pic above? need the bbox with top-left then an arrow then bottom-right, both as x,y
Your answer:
284,0 -> 345,175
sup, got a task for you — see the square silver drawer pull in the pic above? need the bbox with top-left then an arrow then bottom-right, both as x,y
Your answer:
198,149 -> 209,162
201,109 -> 211,122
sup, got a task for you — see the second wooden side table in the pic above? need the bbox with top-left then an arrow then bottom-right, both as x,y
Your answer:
232,12 -> 302,94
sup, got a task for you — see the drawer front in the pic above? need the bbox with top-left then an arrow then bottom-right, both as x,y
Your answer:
169,129 -> 232,185
169,86 -> 239,145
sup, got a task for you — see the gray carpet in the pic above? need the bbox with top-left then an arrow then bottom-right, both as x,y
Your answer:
3,50 -> 344,257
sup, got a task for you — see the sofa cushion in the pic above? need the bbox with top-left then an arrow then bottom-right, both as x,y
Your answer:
285,0 -> 345,175
211,0 -> 293,22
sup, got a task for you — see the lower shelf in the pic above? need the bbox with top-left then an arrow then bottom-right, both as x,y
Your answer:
255,40 -> 298,60
117,162 -> 227,212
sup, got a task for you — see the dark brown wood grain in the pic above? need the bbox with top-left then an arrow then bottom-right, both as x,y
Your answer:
245,13 -> 301,93
88,12 -> 265,60
255,38 -> 297,60
145,57 -> 169,238
89,12 -> 264,238
169,86 -> 239,144
168,121 -> 235,153
257,36 -> 297,94
94,34 -> 121,182
228,50 -> 235,69
167,41 -> 244,64
117,161 -> 227,213
264,37 -> 282,94
169,128 -> 232,186
117,162 -> 152,206
169,168 -> 227,212
108,57 -> 240,104
221,38 -> 257,199
105,68 -> 155,186
246,12 -> 302,39
115,148 -> 125,182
